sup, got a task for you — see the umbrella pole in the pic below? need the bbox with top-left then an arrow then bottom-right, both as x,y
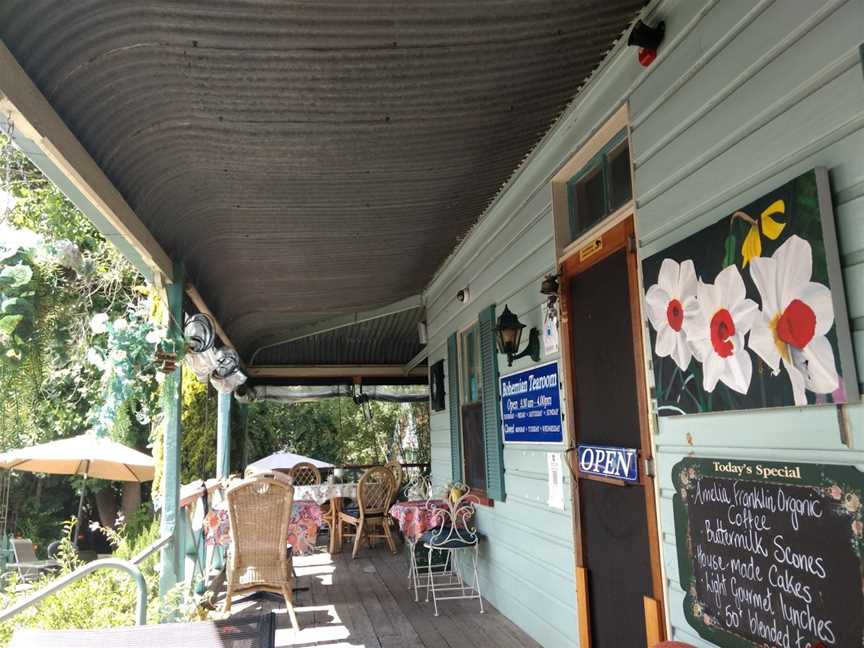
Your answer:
73,474 -> 87,549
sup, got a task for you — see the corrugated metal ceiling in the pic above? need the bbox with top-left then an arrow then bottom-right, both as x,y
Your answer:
0,0 -> 644,364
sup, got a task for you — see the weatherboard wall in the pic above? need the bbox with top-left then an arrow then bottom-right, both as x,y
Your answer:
629,0 -> 864,645
424,0 -> 864,646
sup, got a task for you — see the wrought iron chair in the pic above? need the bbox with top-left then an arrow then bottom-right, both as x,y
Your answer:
338,466 -> 396,558
222,475 -> 300,631
422,483 -> 484,616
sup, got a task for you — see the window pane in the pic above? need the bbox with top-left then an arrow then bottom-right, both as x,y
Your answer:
461,402 -> 487,492
567,164 -> 605,240
607,138 -> 632,212
461,326 -> 481,403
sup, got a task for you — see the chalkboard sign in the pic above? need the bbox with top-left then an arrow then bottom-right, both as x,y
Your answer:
673,458 -> 864,647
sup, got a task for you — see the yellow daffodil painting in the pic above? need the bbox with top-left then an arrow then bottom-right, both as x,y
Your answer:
641,169 -> 856,416
736,199 -> 786,267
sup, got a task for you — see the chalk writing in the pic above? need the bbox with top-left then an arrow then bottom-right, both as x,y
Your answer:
674,459 -> 864,648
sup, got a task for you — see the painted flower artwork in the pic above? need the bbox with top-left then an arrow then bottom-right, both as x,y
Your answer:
642,169 -> 856,415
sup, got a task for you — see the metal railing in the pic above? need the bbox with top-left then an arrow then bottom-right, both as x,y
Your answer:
0,534 -> 172,626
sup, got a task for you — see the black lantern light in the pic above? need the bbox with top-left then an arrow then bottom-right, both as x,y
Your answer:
496,305 -> 540,366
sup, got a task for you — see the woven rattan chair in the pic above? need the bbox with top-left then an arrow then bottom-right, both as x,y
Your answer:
223,476 -> 300,631
383,459 -> 404,540
338,466 -> 396,558
288,462 -> 321,486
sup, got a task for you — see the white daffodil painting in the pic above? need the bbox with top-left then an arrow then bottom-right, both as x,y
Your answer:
641,169 -> 855,416
645,259 -> 697,371
682,265 -> 758,394
749,235 -> 839,405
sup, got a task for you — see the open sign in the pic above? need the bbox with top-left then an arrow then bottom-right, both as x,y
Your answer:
577,444 -> 639,483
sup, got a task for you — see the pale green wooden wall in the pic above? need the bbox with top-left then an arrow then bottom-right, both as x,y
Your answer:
424,0 -> 864,646
629,0 -> 864,644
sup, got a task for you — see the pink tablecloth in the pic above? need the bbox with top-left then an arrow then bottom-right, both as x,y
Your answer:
204,500 -> 323,555
388,499 -> 450,542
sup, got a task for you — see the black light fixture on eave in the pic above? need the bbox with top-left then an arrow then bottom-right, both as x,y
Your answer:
496,305 -> 540,367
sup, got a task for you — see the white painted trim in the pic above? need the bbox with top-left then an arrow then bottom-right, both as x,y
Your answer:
247,364 -> 427,379
248,293 -> 423,365
0,39 -> 173,282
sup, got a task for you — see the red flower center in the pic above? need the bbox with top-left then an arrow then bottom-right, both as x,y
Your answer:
710,309 -> 736,358
776,298 -> 816,349
666,299 -> 684,332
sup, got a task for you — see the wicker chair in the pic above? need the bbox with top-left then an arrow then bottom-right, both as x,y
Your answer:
222,476 -> 300,631
289,462 -> 321,486
338,466 -> 396,558
383,459 -> 404,541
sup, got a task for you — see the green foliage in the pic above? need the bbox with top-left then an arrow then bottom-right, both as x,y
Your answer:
238,397 -> 430,473
0,133 -> 163,549
0,512 -> 162,645
180,369 -> 216,483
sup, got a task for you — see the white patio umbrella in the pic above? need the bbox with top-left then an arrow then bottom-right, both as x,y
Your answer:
0,434 -> 155,545
245,450 -> 332,475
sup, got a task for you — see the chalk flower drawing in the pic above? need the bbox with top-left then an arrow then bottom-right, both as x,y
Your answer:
748,235 -> 839,406
645,259 -> 698,371
683,265 -> 758,394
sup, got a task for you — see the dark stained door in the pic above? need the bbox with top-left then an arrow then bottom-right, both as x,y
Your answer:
569,246 -> 653,647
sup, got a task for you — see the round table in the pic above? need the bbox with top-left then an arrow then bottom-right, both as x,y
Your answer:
293,482 -> 359,554
203,500 -> 323,555
389,499 -> 451,600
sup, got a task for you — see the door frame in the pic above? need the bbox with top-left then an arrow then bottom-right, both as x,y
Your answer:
558,216 -> 666,647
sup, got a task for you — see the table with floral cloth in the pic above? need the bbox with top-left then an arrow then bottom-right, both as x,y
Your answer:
294,482 -> 357,504
388,499 -> 450,542
203,500 -> 323,555
389,499 -> 453,600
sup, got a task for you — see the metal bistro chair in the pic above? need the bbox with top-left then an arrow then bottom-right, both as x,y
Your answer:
339,466 -> 396,558
422,484 -> 484,616
6,538 -> 60,583
222,475 -> 300,632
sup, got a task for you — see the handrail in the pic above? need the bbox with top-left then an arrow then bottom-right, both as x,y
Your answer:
0,534 -> 172,627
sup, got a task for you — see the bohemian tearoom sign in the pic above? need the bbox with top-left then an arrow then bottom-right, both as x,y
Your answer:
499,361 -> 563,443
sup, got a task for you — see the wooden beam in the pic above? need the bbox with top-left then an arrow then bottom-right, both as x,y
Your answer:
0,39 -> 173,282
248,293 -> 423,365
248,365 -> 428,379
402,346 -> 429,374
185,283 -> 236,351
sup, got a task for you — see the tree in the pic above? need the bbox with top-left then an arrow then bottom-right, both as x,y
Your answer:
0,133 -> 163,545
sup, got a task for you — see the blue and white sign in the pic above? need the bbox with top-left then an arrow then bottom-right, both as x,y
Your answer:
500,361 -> 563,444
576,444 -> 639,483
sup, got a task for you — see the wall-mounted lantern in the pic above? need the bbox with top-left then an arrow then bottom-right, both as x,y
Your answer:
496,305 -> 540,366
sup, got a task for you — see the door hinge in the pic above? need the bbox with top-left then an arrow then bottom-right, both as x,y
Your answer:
643,457 -> 655,478
627,235 -> 637,253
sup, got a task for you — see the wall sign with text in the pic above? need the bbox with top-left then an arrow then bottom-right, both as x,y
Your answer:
577,444 -> 639,483
500,361 -> 563,444
673,457 -> 864,648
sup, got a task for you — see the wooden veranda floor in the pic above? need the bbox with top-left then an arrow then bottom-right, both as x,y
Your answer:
222,545 -> 542,648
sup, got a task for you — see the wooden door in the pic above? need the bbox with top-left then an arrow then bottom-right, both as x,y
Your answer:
560,218 -> 664,647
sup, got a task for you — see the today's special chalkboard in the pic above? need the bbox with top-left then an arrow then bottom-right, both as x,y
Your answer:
673,458 -> 864,648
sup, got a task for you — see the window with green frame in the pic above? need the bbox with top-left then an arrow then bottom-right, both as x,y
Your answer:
566,128 -> 632,240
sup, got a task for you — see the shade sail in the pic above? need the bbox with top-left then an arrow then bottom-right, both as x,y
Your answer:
0,434 -> 155,482
246,451 -> 333,475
